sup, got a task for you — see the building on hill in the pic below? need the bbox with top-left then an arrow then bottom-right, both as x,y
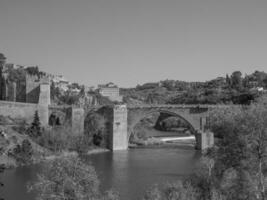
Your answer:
50,75 -> 70,92
97,82 -> 122,102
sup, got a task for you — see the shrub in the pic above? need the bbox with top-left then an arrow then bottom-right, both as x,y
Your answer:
35,126 -> 93,153
28,157 -> 119,200
143,181 -> 200,200
9,139 -> 33,165
27,111 -> 42,138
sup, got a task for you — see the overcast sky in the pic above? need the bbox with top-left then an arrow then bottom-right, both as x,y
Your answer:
1,0 -> 267,87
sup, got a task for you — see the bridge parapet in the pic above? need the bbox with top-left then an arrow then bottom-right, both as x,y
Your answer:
127,104 -> 233,109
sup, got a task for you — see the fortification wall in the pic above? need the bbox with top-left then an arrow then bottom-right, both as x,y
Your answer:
6,82 -> 16,101
0,100 -> 48,126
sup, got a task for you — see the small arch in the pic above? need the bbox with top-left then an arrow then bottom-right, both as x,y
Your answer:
49,111 -> 66,127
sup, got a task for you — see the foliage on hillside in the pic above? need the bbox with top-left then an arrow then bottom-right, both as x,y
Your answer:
122,71 -> 267,105
0,123 -> 50,168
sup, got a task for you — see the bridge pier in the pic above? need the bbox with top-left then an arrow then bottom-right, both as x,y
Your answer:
110,105 -> 128,150
196,117 -> 214,150
195,130 -> 214,150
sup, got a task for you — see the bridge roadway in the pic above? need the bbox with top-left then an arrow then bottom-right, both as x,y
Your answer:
85,103 -> 241,110
126,104 -> 235,109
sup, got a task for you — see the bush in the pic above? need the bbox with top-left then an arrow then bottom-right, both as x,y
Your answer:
143,181 -> 200,200
0,158 -> 5,200
27,111 -> 42,138
84,113 -> 108,147
9,139 -> 33,165
35,126 -> 93,153
28,157 -> 119,200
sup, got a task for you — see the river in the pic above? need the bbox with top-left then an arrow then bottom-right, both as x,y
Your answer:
1,146 -> 201,200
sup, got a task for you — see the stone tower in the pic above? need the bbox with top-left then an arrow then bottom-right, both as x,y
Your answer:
26,73 -> 50,104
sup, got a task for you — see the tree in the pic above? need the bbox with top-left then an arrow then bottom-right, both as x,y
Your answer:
0,53 -> 6,67
244,104 -> 267,200
10,139 -> 33,165
209,101 -> 267,200
0,154 -> 5,200
50,81 -> 61,101
231,71 -> 243,90
29,157 -> 119,200
226,74 -> 231,87
143,181 -> 200,200
263,77 -> 267,89
0,53 -> 7,101
28,111 -> 42,137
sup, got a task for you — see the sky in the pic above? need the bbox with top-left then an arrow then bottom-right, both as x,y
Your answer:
1,0 -> 267,87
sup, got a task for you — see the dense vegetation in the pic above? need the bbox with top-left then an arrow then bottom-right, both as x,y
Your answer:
122,71 -> 267,105
141,97 -> 267,200
29,157 -> 119,200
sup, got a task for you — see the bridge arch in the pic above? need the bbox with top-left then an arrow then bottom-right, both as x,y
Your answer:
127,109 -> 197,143
127,107 -> 206,140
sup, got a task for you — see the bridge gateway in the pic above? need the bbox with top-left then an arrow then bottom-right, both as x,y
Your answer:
109,104 -> 217,151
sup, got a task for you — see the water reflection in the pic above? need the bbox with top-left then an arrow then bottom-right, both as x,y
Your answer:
1,147 -> 200,200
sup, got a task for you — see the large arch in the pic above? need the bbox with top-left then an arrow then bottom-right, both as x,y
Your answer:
127,107 -> 208,140
127,110 -> 197,143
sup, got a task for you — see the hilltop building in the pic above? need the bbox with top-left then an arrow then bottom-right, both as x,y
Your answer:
97,82 -> 122,102
50,75 -> 70,92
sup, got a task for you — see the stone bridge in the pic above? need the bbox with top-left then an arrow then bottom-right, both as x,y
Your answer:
88,104 -> 229,151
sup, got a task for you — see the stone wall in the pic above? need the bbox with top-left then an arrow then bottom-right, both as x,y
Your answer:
0,100 -> 48,126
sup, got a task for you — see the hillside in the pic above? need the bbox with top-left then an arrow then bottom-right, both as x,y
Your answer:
2,53 -> 267,106
121,71 -> 267,105
0,123 -> 50,168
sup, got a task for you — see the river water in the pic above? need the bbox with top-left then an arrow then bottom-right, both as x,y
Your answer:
1,146 -> 201,200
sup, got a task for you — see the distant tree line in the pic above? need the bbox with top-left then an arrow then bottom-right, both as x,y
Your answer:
122,70 -> 267,105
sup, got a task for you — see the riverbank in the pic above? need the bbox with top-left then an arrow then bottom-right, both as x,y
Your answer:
0,124 -> 110,169
1,148 -> 110,169
45,148 -> 110,161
